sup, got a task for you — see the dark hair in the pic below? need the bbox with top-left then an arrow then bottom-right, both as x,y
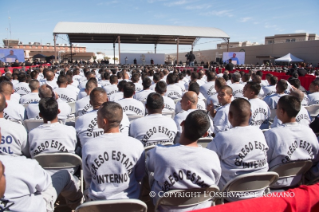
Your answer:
215,77 -> 226,89
278,95 -> 300,118
0,93 -> 6,112
98,101 -> 123,128
30,70 -> 38,79
166,73 -> 177,84
39,97 -> 58,121
110,75 -> 118,84
276,79 -> 288,93
86,78 -> 98,91
191,72 -> 199,80
146,93 -> 164,111
206,71 -> 216,81
223,73 -> 229,81
29,80 -> 39,91
57,75 -> 68,85
18,73 -> 27,82
123,82 -> 135,98
311,79 -> 319,87
132,73 -> 140,83
188,82 -> 200,95
256,71 -> 263,77
142,77 -> 151,89
246,81 -> 261,95
155,81 -> 167,94
104,72 -> 110,80
118,80 -> 127,91
153,73 -> 160,82
231,72 -> 241,82
269,76 -> 278,85
288,78 -> 301,89
229,98 -> 251,123
183,110 -> 210,141
89,87 -> 106,105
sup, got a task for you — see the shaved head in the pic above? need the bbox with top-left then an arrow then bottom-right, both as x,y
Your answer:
0,81 -> 13,96
229,98 -> 251,125
183,91 -> 198,105
39,84 -> 54,98
0,93 -> 6,112
89,87 -> 108,108
45,71 -> 54,81
97,101 -> 123,130
290,89 -> 304,102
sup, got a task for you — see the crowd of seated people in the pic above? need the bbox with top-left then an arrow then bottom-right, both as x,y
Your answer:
0,63 -> 319,212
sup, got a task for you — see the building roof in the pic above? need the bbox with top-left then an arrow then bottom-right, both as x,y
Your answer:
53,22 -> 229,45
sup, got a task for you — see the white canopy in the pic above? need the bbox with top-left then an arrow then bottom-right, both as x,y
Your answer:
275,53 -> 304,62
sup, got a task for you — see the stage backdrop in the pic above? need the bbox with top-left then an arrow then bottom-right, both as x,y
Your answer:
0,49 -> 25,63
120,53 -> 165,65
223,52 -> 245,65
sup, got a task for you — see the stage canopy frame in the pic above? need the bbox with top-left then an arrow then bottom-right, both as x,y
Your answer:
53,22 -> 230,64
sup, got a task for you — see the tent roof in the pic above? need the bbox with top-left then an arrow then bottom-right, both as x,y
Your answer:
274,53 -> 304,62
53,22 -> 230,45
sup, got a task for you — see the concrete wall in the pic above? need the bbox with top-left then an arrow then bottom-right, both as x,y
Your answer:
167,40 -> 319,65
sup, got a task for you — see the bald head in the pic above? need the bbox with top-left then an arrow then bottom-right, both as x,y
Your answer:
39,84 -> 54,98
0,93 -> 6,112
45,71 -> 54,81
89,87 -> 108,109
290,89 -> 304,102
229,98 -> 251,126
183,91 -> 198,105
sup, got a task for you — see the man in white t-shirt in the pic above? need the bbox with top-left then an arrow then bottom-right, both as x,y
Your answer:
54,75 -> 77,103
133,77 -> 154,102
200,71 -> 216,100
103,75 -> 119,98
165,73 -> 183,100
155,81 -> 175,113
243,81 -> 270,129
110,80 -> 126,102
206,77 -> 226,108
211,85 -> 233,135
131,73 -> 143,92
150,73 -> 160,90
229,72 -> 245,99
207,98 -> 269,195
43,71 -> 58,90
116,82 -> 145,116
148,110 -> 221,212
82,101 -> 145,201
75,78 -> 97,117
75,88 -> 130,146
0,81 -> 25,121
288,78 -> 309,106
263,79 -> 288,109
19,79 -> 40,104
308,79 -> 319,105
13,73 -> 31,96
130,93 -> 177,147
264,95 -> 319,188
0,93 -> 28,156
262,75 -> 277,97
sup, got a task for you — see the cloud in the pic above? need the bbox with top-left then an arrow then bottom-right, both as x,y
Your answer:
253,21 -> 259,25
147,0 -> 167,3
264,24 -> 277,29
239,17 -> 252,22
201,10 -> 233,17
295,29 -> 306,33
164,0 -> 191,7
97,1 -> 118,5
185,4 -> 211,10
154,13 -> 167,18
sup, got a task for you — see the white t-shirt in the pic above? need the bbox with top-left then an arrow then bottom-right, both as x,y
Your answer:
200,81 -> 216,100
103,84 -> 118,97
301,95 -> 309,106
207,94 -> 219,107
263,93 -> 287,109
175,99 -> 206,114
0,118 -> 28,156
82,133 -> 145,201
99,80 -> 111,87
249,98 -> 270,129
133,82 -> 143,92
162,96 -> 175,113
264,123 -> 319,188
77,89 -> 87,100
165,84 -> 183,100
116,98 -> 145,116
0,155 -> 52,212
109,92 -> 124,102
147,145 -> 221,212
19,93 -> 40,104
262,85 -> 276,97
11,92 -> 21,104
67,84 -> 80,96
75,95 -> 92,117
133,90 -> 154,102
3,100 -> 25,121
271,106 -> 311,128
54,87 -> 77,103
75,109 -> 130,146
79,80 -> 88,90
308,92 -> 319,105
28,122 -> 77,158
175,82 -> 186,93
45,80 -> 58,90
213,103 -> 232,135
229,83 -> 245,99
13,82 -> 31,96
207,126 -> 269,189
129,114 -> 177,147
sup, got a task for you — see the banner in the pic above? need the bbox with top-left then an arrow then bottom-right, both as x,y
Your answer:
0,49 -> 25,63
223,52 -> 245,65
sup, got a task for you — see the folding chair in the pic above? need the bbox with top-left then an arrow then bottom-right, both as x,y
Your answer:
219,172 -> 279,203
261,129 -> 269,133
154,186 -> 219,211
162,111 -> 175,119
304,104 -> 319,119
68,101 -> 76,114
198,138 -> 212,148
23,119 -> 44,132
144,142 -> 173,152
269,160 -> 312,189
34,153 -> 83,198
127,114 -> 144,123
75,199 -> 147,212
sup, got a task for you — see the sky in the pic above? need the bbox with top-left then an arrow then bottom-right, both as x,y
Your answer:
1,0 -> 318,56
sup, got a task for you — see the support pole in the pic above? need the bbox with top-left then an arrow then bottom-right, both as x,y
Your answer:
191,43 -> 194,51
154,44 -> 157,54
118,36 -> 121,65
54,34 -> 57,64
70,42 -> 73,64
113,42 -> 115,65
227,38 -> 230,52
176,37 -> 179,65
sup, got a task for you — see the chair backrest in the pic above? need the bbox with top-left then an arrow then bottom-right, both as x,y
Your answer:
261,129 -> 269,133
155,186 -> 219,210
75,199 -> 147,212
198,138 -> 212,148
269,160 -> 313,179
34,153 -> 82,169
304,104 -> 319,118
174,98 -> 182,104
270,109 -> 277,121
127,114 -> 144,122
162,111 -> 175,118
68,101 -> 76,114
144,142 -> 174,152
23,119 -> 44,132
222,172 -> 278,193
